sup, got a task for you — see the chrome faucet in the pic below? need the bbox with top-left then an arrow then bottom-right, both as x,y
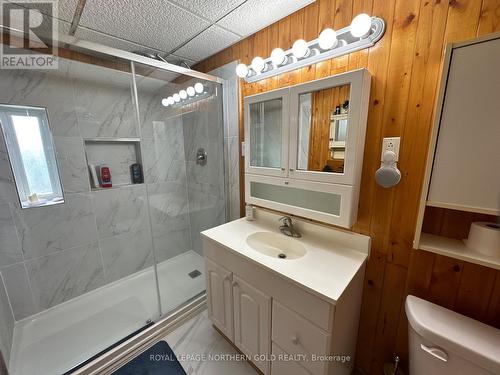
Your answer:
279,216 -> 301,238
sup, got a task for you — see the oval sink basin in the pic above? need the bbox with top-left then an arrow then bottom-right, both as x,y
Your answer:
246,232 -> 306,260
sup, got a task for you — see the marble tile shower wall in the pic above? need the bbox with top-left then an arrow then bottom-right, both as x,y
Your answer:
0,58 -> 217,326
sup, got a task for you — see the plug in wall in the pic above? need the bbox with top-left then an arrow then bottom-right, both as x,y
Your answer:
381,137 -> 400,161
375,137 -> 401,188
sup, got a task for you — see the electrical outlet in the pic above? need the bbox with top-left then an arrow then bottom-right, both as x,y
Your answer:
381,137 -> 400,161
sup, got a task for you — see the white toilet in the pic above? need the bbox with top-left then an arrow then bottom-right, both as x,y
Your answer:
405,295 -> 500,375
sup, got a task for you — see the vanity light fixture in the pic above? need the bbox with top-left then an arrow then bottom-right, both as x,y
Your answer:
236,14 -> 385,83
162,82 -> 208,107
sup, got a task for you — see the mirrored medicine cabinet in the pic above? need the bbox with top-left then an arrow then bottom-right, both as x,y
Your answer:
244,68 -> 371,228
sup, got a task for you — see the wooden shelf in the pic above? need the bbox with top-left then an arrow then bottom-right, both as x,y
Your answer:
419,233 -> 500,270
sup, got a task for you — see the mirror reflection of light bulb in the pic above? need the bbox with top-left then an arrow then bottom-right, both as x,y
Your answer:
318,28 -> 338,50
350,13 -> 372,38
252,56 -> 266,73
187,86 -> 195,97
161,98 -> 169,107
167,97 -> 174,105
179,90 -> 187,100
236,63 -> 249,78
173,93 -> 181,102
292,39 -> 309,58
270,48 -> 286,66
194,82 -> 204,94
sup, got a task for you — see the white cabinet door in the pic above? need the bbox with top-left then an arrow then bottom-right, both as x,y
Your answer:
205,258 -> 234,340
244,88 -> 290,178
232,275 -> 271,374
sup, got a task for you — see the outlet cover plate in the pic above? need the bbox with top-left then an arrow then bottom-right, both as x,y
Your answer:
381,137 -> 400,161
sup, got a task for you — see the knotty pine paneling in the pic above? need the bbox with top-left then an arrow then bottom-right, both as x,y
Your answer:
194,0 -> 500,373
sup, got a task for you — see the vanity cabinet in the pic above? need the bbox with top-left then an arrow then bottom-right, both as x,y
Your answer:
203,236 -> 365,375
244,69 -> 371,228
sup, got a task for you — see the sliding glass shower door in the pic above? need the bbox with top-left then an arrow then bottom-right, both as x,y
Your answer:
133,62 -> 226,316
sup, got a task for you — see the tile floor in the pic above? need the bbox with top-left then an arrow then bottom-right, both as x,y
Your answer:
164,310 -> 258,375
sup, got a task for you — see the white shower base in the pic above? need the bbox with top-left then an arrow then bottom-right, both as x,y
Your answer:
9,250 -> 205,375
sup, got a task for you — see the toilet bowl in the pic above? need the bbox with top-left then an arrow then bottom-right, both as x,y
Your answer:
405,295 -> 500,375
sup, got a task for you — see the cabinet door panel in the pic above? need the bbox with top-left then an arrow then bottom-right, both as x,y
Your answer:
233,275 -> 271,374
244,88 -> 289,177
205,258 -> 233,340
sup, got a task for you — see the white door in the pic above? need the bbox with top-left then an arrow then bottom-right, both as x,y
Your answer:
232,275 -> 271,374
205,258 -> 234,340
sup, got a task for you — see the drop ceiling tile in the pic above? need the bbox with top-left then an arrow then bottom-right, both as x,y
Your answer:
217,0 -> 315,37
170,0 -> 246,22
79,0 -> 211,52
75,26 -> 166,54
5,0 -> 78,22
174,25 -> 240,62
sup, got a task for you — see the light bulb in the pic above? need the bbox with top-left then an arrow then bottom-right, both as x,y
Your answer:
187,86 -> 195,97
194,82 -> 204,94
167,96 -> 174,105
173,93 -> 181,102
292,39 -> 309,59
270,48 -> 286,66
235,63 -> 249,78
318,28 -> 338,50
350,13 -> 372,38
179,90 -> 187,100
161,98 -> 169,107
252,56 -> 266,73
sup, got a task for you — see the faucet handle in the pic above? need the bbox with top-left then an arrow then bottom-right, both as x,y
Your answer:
279,216 -> 292,225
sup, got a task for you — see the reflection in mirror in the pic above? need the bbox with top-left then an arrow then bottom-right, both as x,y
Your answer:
0,105 -> 64,208
249,98 -> 282,168
297,84 -> 350,174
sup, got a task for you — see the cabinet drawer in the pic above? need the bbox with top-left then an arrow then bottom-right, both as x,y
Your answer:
272,301 -> 330,375
271,343 -> 312,375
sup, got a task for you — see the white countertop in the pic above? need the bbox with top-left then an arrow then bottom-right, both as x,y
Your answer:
201,210 -> 371,304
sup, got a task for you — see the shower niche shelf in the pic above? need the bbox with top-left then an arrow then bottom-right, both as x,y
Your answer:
83,138 -> 143,191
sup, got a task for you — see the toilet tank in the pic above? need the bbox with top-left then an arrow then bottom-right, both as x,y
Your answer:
405,295 -> 500,375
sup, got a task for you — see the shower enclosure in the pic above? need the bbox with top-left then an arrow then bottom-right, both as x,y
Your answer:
0,40 -> 227,375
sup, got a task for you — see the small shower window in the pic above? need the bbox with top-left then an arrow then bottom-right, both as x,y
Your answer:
0,104 -> 64,208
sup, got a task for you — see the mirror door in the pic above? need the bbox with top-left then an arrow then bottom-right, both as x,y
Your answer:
289,70 -> 370,185
244,88 -> 289,177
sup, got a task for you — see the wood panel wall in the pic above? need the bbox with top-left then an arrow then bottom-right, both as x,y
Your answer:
194,0 -> 500,373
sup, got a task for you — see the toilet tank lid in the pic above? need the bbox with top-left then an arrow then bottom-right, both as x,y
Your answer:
406,295 -> 500,374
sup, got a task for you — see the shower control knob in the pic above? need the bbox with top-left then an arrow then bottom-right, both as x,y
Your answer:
291,335 -> 299,345
232,281 -> 239,288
